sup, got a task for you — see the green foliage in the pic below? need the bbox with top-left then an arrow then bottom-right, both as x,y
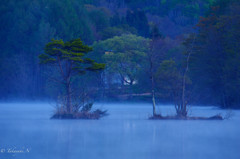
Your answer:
155,59 -> 192,112
126,10 -> 149,37
125,0 -> 216,18
0,0 -> 99,99
150,24 -> 163,39
2,0 -> 240,109
39,38 -> 105,74
39,38 -> 105,113
93,34 -> 149,87
155,60 -> 182,97
99,25 -> 137,40
189,0 -> 240,108
86,5 -> 111,33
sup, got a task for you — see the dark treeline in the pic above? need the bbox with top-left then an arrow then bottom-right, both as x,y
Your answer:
0,0 -> 239,108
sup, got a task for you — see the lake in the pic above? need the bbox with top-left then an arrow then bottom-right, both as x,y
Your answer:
0,103 -> 239,159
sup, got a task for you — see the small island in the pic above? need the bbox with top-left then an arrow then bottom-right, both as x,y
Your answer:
51,107 -> 108,120
39,38 -> 107,119
149,114 -> 223,120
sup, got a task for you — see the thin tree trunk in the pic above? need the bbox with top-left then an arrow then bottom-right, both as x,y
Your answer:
66,61 -> 73,113
181,51 -> 190,116
66,78 -> 72,113
150,58 -> 156,116
152,89 -> 156,116
181,34 -> 196,116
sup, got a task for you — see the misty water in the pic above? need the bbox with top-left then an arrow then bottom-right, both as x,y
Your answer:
0,103 -> 239,159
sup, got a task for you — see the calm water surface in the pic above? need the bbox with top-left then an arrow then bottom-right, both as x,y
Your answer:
0,103 -> 239,159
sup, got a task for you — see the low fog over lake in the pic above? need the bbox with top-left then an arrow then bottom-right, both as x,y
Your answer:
1,0 -> 240,158
0,103 -> 239,159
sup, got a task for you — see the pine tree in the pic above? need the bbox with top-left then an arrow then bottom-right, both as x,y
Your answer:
39,38 -> 105,113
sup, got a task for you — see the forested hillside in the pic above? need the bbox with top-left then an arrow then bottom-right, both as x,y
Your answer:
0,0 -> 239,108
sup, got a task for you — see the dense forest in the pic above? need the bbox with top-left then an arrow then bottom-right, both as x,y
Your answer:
0,0 -> 239,109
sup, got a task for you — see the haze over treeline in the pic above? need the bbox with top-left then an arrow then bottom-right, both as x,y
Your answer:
0,0 -> 239,108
